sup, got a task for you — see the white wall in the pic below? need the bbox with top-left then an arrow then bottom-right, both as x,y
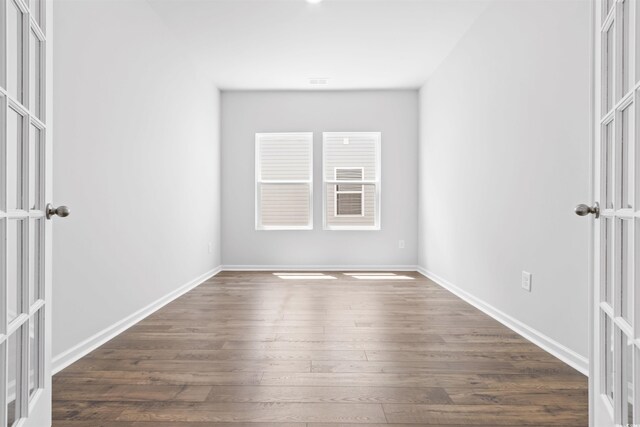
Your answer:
222,91 -> 418,268
419,1 -> 590,362
52,0 -> 221,364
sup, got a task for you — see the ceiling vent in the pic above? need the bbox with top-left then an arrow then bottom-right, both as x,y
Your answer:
309,78 -> 329,85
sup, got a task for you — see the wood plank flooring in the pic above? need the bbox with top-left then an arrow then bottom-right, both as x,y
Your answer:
52,271 -> 588,426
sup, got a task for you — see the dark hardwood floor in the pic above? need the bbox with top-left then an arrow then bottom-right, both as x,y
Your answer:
52,271 -> 588,426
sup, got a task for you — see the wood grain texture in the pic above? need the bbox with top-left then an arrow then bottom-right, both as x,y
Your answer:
53,271 -> 587,426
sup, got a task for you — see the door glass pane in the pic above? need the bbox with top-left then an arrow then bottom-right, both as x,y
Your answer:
7,0 -> 23,103
622,336 -> 634,425
28,124 -> 41,210
604,314 -> 615,402
604,121 -> 614,210
603,0 -> 614,22
7,108 -> 23,212
28,219 -> 41,305
637,218 -> 640,316
622,0 -> 632,97
7,330 -> 20,427
29,31 -> 41,119
637,99 -> 640,205
621,105 -> 632,209
604,22 -> 615,114
28,310 -> 40,398
620,219 -> 632,322
603,217 -> 614,304
30,0 -> 43,28
637,0 -> 640,84
8,221 -> 23,324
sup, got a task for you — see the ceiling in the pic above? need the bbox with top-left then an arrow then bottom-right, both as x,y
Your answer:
148,0 -> 490,90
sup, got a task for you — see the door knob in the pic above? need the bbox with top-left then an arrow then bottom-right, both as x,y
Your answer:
575,202 -> 599,218
45,203 -> 70,219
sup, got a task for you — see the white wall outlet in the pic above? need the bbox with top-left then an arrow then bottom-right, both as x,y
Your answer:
399,240 -> 405,249
522,271 -> 532,292
208,242 -> 213,254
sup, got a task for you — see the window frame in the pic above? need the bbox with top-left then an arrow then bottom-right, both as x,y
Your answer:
323,132 -> 381,231
255,132 -> 314,231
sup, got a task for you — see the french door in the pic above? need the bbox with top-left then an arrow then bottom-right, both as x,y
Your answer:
591,0 -> 640,425
1,0 -> 52,425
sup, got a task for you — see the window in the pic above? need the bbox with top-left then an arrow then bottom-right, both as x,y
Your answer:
323,132 -> 381,230
255,133 -> 313,230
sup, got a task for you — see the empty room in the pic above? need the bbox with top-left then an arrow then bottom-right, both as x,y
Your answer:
0,0 -> 633,425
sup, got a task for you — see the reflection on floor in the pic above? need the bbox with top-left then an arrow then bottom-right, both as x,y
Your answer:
52,271 -> 588,426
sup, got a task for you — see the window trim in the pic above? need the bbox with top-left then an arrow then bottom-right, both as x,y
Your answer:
255,132 -> 314,231
323,132 -> 381,231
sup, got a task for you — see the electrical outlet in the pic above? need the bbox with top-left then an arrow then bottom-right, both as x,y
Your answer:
522,271 -> 532,292
208,242 -> 213,254
399,240 -> 405,249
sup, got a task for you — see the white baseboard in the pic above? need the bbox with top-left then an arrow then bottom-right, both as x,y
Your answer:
52,266 -> 223,375
221,264 -> 418,272
417,267 -> 589,376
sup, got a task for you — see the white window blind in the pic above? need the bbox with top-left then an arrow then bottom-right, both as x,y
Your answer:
323,132 -> 381,230
255,133 -> 313,230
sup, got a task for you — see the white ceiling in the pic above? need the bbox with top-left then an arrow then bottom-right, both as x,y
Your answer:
148,0 -> 490,90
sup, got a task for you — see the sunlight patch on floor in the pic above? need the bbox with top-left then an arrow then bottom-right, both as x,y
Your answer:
273,272 -> 337,280
344,272 -> 415,280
